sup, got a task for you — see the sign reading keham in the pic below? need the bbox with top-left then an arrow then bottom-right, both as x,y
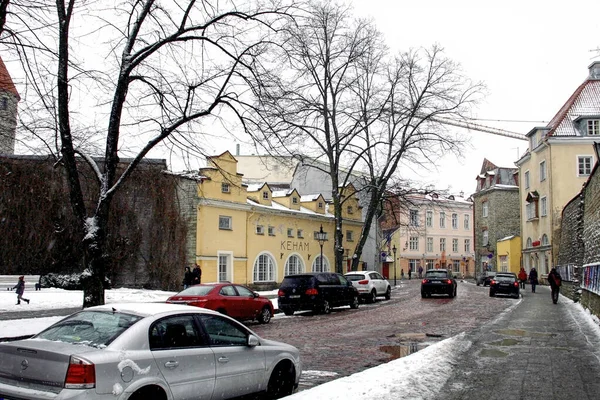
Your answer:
281,241 -> 311,251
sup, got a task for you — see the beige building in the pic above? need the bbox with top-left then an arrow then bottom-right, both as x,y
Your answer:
381,192 -> 474,279
496,235 -> 522,274
516,61 -> 600,276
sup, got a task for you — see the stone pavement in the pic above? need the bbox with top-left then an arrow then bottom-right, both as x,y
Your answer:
435,284 -> 600,400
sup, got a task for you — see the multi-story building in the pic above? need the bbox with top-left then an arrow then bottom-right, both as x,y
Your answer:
0,56 -> 19,155
380,192 -> 474,279
515,61 -> 600,276
192,151 -> 364,286
472,159 -> 520,276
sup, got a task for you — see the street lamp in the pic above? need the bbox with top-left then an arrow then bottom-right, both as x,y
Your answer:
315,225 -> 328,272
392,244 -> 397,286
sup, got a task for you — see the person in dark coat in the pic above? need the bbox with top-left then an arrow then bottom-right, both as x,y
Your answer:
528,267 -> 538,293
408,268 -> 412,280
192,264 -> 202,285
12,276 -> 30,305
548,267 -> 562,304
182,267 -> 193,289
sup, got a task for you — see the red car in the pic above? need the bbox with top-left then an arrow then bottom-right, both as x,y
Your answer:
166,283 -> 274,324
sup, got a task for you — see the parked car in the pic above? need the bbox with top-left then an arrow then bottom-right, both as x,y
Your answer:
166,283 -> 274,324
477,271 -> 497,286
344,271 -> 392,303
489,272 -> 520,298
278,272 -> 360,315
0,303 -> 300,400
421,269 -> 457,298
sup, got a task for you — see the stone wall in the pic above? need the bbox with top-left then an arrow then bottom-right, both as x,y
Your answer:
0,92 -> 18,154
557,194 -> 584,266
583,164 -> 600,264
173,176 -> 200,267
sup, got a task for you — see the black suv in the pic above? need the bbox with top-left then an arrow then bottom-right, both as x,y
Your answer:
277,272 -> 359,315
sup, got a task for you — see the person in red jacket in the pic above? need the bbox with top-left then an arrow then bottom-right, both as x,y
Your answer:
518,267 -> 527,289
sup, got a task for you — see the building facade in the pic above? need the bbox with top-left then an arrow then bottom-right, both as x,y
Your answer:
496,235 -> 522,274
380,192 -> 474,279
516,61 -> 600,277
472,159 -> 520,276
193,152 -> 364,286
0,56 -> 19,155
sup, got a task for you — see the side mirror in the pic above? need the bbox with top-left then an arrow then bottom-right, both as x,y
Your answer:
247,334 -> 260,347
253,292 -> 259,298
348,281 -> 353,286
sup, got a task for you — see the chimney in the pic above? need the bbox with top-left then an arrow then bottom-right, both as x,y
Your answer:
588,61 -> 600,80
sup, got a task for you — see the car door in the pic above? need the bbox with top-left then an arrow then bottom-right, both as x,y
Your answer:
234,285 -> 259,320
337,274 -> 353,305
370,272 -> 385,294
150,315 -> 215,400
218,285 -> 241,319
198,314 -> 265,399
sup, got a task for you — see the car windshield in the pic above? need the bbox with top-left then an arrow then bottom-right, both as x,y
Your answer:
177,285 -> 215,296
425,271 -> 448,278
345,274 -> 365,282
34,310 -> 142,348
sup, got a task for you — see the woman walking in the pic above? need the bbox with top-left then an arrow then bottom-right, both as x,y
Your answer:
528,267 -> 538,293
12,276 -> 30,305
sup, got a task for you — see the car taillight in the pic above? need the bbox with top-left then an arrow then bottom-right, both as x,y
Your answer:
64,356 -> 95,389
446,279 -> 452,284
305,288 -> 318,296
490,280 -> 496,285
277,289 -> 285,297
422,279 -> 428,284
358,280 -> 369,285
514,282 -> 519,287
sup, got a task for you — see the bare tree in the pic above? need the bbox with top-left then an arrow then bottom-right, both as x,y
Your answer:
248,0 -> 484,273
2,0 -> 295,307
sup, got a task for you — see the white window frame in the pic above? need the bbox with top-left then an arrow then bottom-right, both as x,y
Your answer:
287,228 -> 294,237
221,183 -> 230,193
268,226 -> 275,236
452,238 -> 458,253
253,253 -> 276,282
410,209 -> 419,227
524,170 -> 530,189
440,238 -> 446,252
539,160 -> 546,181
526,201 -> 538,221
312,255 -> 329,272
587,119 -> 600,135
439,212 -> 446,228
426,237 -> 433,252
482,201 -> 489,218
451,213 -> 458,229
218,252 -> 233,282
219,215 -> 232,230
578,155 -> 593,176
409,236 -> 419,251
284,254 -> 304,276
297,229 -> 304,238
256,225 -> 264,235
464,239 -> 470,253
483,230 -> 489,246
540,196 -> 547,217
426,210 -> 433,228
464,214 -> 470,230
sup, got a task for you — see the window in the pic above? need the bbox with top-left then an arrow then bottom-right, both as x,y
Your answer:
542,234 -> 549,246
426,237 -> 433,252
253,253 -> 276,282
297,229 -> 304,238
199,315 -> 248,347
410,210 -> 419,227
524,171 -> 530,189
578,156 -> 593,176
292,197 -> 298,204
318,202 -> 323,209
440,238 -> 446,252
262,191 -> 269,200
483,230 -> 489,246
256,225 -> 264,235
312,255 -> 329,272
285,255 -> 304,276
221,183 -> 230,193
426,260 -> 434,269
218,255 -> 229,282
219,216 -> 232,230
452,213 -> 458,229
588,120 -> 600,135
287,228 -> 294,237
464,239 -> 470,253
540,196 -> 547,217
526,237 -> 532,248
539,160 -> 546,181
346,230 -> 354,242
150,315 -> 203,350
530,133 -> 538,150
452,238 -> 458,253
268,226 -> 275,236
409,259 -> 418,272
464,214 -> 470,230
439,212 -> 446,228
452,260 -> 460,273
426,210 -> 433,227
409,236 -> 418,251
482,201 -> 488,217
347,206 -> 354,214
526,201 -> 538,220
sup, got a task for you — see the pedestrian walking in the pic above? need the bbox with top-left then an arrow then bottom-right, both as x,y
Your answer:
548,267 -> 562,304
182,266 -> 193,289
418,266 -> 423,279
528,267 -> 538,293
192,263 -> 202,285
518,267 -> 527,289
400,269 -> 404,279
408,268 -> 412,280
12,276 -> 30,305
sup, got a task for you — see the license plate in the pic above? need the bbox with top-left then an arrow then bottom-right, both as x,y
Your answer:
500,283 -> 509,286
289,295 -> 301,299
431,281 -> 440,284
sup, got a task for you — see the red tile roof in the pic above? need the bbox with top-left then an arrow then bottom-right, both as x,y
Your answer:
0,56 -> 19,100
547,79 -> 600,137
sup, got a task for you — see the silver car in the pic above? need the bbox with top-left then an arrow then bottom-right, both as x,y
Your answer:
344,271 -> 392,303
0,303 -> 301,400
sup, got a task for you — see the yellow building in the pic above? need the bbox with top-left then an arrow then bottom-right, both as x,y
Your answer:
194,151 -> 363,286
516,62 -> 600,276
496,235 -> 522,274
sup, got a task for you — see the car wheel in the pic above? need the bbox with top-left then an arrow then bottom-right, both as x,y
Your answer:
453,287 -> 457,297
489,291 -> 494,297
448,289 -> 454,298
350,295 -> 359,309
282,308 -> 294,316
385,286 -> 391,300
368,290 -> 377,304
421,291 -> 426,298
321,300 -> 331,314
129,385 -> 167,400
258,306 -> 272,324
265,361 -> 296,399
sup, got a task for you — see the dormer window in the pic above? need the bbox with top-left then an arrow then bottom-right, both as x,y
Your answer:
318,201 -> 323,209
530,132 -> 538,150
587,120 -> 600,135
347,206 -> 354,214
292,197 -> 298,204
221,183 -> 230,193
262,191 -> 269,200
